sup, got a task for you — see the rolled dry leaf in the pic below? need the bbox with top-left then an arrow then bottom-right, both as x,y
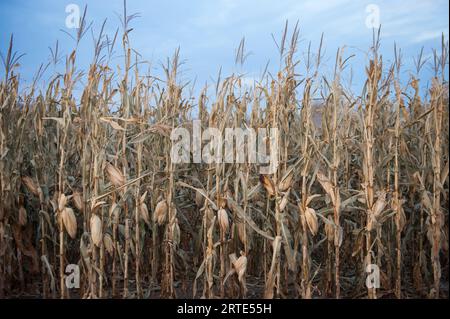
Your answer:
62,207 -> 77,239
264,236 -> 282,298
90,214 -> 103,247
105,163 -> 125,187
103,233 -> 114,255
154,200 -> 168,225
18,206 -> 27,226
305,207 -> 318,236
218,208 -> 229,234
100,117 -> 126,131
72,191 -> 84,211
259,174 -> 275,197
140,202 -> 150,225
21,176 -> 39,196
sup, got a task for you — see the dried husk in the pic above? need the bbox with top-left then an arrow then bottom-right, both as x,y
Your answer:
278,168 -> 294,192
218,208 -> 229,233
316,172 -> 336,206
105,163 -> 125,187
372,190 -> 387,217
233,254 -> 247,283
154,200 -> 168,225
72,191 -> 84,211
259,175 -> 275,197
103,233 -> 114,255
62,207 -> 77,239
90,214 -> 103,247
305,207 -> 318,236
140,202 -> 150,225
58,193 -> 67,213
218,195 -> 227,209
22,176 -> 39,196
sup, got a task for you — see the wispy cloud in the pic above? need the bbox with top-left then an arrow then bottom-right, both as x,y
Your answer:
412,30 -> 448,43
189,0 -> 241,28
282,0 -> 353,21
377,0 -> 448,44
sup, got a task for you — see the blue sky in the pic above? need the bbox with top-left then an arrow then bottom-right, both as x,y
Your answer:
0,0 -> 448,97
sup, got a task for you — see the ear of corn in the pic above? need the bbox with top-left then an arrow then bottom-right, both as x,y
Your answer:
62,207 -> 77,239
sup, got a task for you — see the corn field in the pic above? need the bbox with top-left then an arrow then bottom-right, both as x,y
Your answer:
0,12 -> 448,299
